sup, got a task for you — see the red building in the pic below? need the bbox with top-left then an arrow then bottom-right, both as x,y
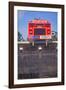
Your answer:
28,19 -> 52,42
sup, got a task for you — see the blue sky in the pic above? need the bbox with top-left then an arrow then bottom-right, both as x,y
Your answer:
18,10 -> 57,40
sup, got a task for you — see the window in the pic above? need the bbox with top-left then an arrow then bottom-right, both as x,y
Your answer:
34,28 -> 46,35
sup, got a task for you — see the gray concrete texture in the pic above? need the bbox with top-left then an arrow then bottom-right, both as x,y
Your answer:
18,43 -> 57,79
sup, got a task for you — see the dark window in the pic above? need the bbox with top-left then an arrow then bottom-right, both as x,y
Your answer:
29,32 -> 32,34
29,23 -> 34,26
34,28 -> 46,35
36,24 -> 44,26
44,24 -> 50,27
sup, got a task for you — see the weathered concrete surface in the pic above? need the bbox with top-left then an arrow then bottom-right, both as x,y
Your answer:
18,43 -> 57,79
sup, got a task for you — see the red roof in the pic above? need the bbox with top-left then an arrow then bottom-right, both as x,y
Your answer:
29,19 -> 49,24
